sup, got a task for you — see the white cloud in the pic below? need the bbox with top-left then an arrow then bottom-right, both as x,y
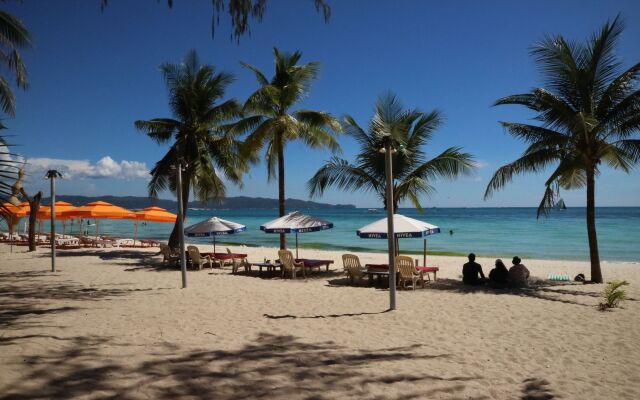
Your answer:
25,156 -> 149,180
473,160 -> 489,169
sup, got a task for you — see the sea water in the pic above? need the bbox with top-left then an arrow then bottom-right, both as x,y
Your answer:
14,207 -> 640,262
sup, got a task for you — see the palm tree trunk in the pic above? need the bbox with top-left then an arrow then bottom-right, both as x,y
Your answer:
20,190 -> 42,251
586,166 -> 602,283
168,180 -> 190,249
277,134 -> 286,250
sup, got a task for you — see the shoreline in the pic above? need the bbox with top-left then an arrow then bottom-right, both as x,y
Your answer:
203,239 -> 640,264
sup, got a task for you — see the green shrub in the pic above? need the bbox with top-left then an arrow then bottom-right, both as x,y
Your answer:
598,280 -> 629,310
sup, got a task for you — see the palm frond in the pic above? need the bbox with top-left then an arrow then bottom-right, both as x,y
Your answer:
307,157 -> 380,198
485,148 -> 559,199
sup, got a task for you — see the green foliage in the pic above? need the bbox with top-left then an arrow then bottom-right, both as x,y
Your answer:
0,10 -> 31,116
485,16 -> 640,216
485,16 -> 640,283
234,48 -> 341,180
599,280 -> 629,310
307,92 -> 475,211
135,49 -> 246,202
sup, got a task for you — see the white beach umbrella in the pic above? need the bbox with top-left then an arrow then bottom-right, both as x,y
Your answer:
260,211 -> 333,258
357,214 -> 440,265
184,217 -> 246,253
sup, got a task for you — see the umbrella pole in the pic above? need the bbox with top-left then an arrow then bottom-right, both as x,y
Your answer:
134,221 -> 138,246
213,236 -> 216,254
296,233 -> 298,259
423,239 -> 426,266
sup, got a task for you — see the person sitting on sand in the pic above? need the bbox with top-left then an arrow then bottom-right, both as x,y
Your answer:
508,256 -> 530,287
462,253 -> 485,286
489,259 -> 509,288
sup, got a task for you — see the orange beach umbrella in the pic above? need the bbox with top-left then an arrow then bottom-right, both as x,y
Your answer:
134,206 -> 177,223
62,201 -> 136,236
1,201 -> 30,217
66,201 -> 136,220
36,201 -> 77,220
132,206 -> 177,244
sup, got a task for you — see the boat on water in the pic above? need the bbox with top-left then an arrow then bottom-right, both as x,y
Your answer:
554,199 -> 567,210
366,208 -> 380,213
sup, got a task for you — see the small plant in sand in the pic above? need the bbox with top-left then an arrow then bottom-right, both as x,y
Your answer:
598,280 -> 629,311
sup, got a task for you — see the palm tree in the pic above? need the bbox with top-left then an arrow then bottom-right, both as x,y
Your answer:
135,49 -> 245,248
484,16 -> 640,283
308,92 -> 475,212
0,9 -> 31,116
233,48 -> 341,249
100,0 -> 330,42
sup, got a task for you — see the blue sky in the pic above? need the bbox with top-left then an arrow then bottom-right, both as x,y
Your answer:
5,0 -> 640,207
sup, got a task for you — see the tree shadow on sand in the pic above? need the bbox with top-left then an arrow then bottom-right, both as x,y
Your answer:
36,248 -> 173,271
419,279 -> 603,307
521,378 -> 558,400
0,272 -> 170,332
326,276 -> 612,307
0,332 -> 483,400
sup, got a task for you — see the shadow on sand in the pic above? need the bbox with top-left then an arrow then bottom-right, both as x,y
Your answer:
0,332 -> 484,400
521,378 -> 558,400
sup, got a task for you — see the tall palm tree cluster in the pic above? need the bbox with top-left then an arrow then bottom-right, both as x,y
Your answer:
140,16 -> 639,283
137,48 -> 474,250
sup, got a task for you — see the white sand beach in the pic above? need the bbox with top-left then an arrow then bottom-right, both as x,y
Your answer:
1,243 -> 639,399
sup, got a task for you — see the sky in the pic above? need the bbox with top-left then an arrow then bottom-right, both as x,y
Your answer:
4,0 -> 640,208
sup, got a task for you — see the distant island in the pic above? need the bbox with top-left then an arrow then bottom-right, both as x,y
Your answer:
44,195 -> 356,210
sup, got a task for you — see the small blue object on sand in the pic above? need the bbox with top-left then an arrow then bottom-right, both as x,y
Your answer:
548,274 -> 571,281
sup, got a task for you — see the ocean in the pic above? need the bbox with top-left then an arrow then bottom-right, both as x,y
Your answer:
12,207 -> 640,262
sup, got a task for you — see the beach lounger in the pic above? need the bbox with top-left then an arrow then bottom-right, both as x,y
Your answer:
342,253 -> 366,285
160,243 -> 180,265
278,250 -> 306,279
396,256 -> 425,290
187,245 -> 214,270
231,257 -> 250,274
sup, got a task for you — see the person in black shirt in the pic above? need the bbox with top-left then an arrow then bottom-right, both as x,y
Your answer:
488,259 -> 509,288
462,253 -> 485,285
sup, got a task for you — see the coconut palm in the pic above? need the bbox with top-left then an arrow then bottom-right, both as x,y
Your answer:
308,92 -> 475,212
484,16 -> 640,283
0,9 -> 31,116
233,48 -> 341,249
135,49 -> 245,248
100,0 -> 330,42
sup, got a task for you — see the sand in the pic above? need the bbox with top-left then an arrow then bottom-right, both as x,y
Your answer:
0,242 -> 638,399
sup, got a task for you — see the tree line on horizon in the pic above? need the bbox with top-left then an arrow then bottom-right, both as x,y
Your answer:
0,3 -> 638,284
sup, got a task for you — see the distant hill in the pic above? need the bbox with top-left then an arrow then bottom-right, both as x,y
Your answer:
43,195 -> 355,210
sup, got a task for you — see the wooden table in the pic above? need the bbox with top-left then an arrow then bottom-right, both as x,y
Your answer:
365,263 -> 439,283
296,258 -> 334,272
251,262 -> 282,277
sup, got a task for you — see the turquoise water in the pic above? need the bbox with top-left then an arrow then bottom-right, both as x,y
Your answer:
10,207 -> 640,262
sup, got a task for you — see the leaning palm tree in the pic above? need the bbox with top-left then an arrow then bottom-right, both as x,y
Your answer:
308,92 -> 475,212
233,48 -> 341,249
135,49 -> 245,248
485,16 -> 640,283
0,9 -> 30,116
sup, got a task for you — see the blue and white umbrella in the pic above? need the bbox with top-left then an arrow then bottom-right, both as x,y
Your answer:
184,217 -> 246,253
260,211 -> 333,257
357,214 -> 440,265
